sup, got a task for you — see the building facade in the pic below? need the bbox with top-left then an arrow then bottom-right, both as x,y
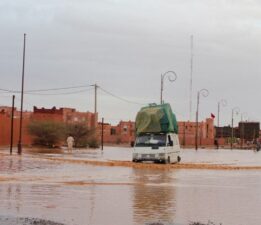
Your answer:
98,118 -> 215,147
98,120 -> 135,145
0,106 -> 97,147
178,118 -> 215,147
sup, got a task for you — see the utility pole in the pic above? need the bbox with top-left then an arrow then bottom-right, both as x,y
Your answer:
101,117 -> 104,151
10,95 -> 15,155
231,107 -> 240,150
231,110 -> 234,150
189,35 -> 193,120
160,74 -> 163,104
91,83 -> 98,146
18,33 -> 26,155
217,102 -> 220,127
217,99 -> 227,127
240,112 -> 247,149
195,92 -> 199,150
183,121 -> 186,147
91,83 -> 98,114
90,83 -> 98,128
94,83 -> 97,114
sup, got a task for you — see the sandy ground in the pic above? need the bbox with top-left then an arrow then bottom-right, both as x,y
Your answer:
41,156 -> 261,170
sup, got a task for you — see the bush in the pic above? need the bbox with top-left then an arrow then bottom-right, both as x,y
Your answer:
28,121 -> 65,148
87,138 -> 100,148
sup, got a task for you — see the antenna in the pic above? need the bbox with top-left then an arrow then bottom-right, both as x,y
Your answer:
189,35 -> 193,120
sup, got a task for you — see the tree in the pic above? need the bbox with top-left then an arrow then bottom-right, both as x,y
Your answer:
28,120 -> 65,148
65,123 -> 90,147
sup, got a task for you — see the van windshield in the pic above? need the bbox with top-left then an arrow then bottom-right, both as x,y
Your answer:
135,134 -> 166,147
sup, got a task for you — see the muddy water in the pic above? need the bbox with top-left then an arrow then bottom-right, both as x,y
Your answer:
0,151 -> 261,225
42,147 -> 261,166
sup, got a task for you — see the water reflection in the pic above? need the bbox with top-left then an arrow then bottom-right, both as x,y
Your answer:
132,169 -> 177,225
0,183 -> 22,213
0,153 -> 261,225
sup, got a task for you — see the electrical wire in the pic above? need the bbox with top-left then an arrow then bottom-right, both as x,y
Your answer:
98,86 -> 145,106
0,88 -> 19,93
1,84 -> 147,105
26,84 -> 92,92
25,87 -> 93,96
0,84 -> 92,94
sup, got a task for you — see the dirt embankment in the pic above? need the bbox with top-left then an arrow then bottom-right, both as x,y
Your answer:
42,157 -> 261,170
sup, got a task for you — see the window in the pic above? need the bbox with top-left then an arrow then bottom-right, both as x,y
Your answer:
123,125 -> 128,133
111,128 -> 116,135
135,134 -> 166,147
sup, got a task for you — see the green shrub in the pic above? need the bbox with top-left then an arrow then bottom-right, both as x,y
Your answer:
28,121 -> 65,148
88,138 -> 100,148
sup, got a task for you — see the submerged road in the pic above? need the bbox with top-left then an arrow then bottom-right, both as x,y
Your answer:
0,147 -> 260,225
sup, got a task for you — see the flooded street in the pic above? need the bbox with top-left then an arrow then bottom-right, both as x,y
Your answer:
47,146 -> 261,166
0,147 -> 261,225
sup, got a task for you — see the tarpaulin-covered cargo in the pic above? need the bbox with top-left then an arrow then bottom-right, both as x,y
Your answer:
135,103 -> 178,134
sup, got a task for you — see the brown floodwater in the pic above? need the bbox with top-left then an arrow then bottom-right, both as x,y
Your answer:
45,146 -> 261,166
0,148 -> 260,225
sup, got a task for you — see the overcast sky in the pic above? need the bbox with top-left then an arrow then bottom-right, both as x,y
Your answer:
0,0 -> 260,125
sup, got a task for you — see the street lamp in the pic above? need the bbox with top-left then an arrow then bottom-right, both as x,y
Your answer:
241,112 -> 248,122
240,112 -> 248,149
231,107 -> 240,149
217,99 -> 227,127
195,88 -> 209,150
160,71 -> 177,104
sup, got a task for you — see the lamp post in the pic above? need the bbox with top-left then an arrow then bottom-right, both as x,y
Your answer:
195,88 -> 209,150
17,33 -> 26,155
160,71 -> 177,104
241,112 -> 248,122
231,107 -> 240,149
217,99 -> 227,127
240,112 -> 247,149
217,99 -> 227,145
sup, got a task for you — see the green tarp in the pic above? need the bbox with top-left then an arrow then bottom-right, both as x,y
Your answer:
135,103 -> 178,134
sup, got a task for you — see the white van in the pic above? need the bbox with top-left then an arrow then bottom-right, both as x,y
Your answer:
132,132 -> 181,164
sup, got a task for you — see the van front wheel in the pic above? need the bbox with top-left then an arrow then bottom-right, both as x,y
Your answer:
177,156 -> 181,162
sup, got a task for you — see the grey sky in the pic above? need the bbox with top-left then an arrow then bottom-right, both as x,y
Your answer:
0,0 -> 260,125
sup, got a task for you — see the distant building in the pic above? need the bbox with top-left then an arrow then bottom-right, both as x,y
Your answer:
0,106 -> 97,147
99,118 -> 215,147
215,126 -> 234,138
178,118 -> 215,147
98,120 -> 135,145
238,122 -> 260,141
32,106 -> 97,129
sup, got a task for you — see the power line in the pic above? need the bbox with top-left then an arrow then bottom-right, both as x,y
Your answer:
0,84 -> 92,94
1,84 -> 147,106
0,88 -> 19,93
98,86 -> 145,106
26,84 -> 92,92
25,87 -> 93,96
